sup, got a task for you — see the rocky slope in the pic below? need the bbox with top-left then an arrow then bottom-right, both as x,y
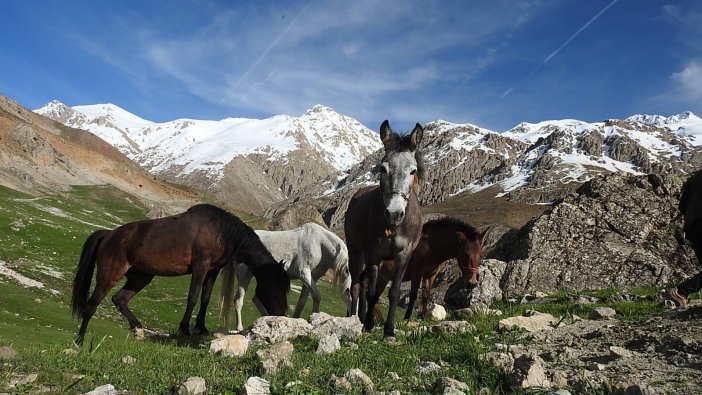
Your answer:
35,101 -> 381,214
0,94 -> 199,212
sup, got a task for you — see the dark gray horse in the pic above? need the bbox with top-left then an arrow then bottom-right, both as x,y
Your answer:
344,120 -> 424,337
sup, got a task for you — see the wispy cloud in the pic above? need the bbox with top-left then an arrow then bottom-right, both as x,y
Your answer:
501,0 -> 619,99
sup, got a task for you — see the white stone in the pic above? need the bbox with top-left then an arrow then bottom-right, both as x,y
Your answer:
177,376 -> 206,395
209,335 -> 249,357
427,304 -> 447,321
241,377 -> 270,395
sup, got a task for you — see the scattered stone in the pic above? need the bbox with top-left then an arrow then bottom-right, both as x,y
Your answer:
433,377 -> 470,395
316,334 -> 341,355
309,312 -> 363,340
120,355 -> 135,365
609,346 -> 633,359
285,381 -> 303,389
427,304 -> 447,320
430,321 -> 476,335
589,307 -> 617,320
622,383 -> 660,395
330,374 -> 352,392
587,362 -> 606,371
498,311 -> 559,332
481,352 -> 514,373
506,354 -> 551,389
344,368 -> 374,393
0,346 -> 17,360
241,376 -> 270,395
534,291 -> 549,299
246,316 -> 311,344
418,361 -> 442,374
84,384 -> 118,395
61,348 -> 78,357
8,373 -> 38,388
256,341 -> 294,375
177,376 -> 206,395
387,372 -> 401,381
209,335 -> 249,357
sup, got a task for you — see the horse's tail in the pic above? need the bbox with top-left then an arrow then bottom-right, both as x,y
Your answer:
71,229 -> 110,320
219,263 -> 237,327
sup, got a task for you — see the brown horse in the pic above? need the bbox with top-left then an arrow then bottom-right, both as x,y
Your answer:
373,217 -> 487,320
345,120 -> 424,337
71,203 -> 289,345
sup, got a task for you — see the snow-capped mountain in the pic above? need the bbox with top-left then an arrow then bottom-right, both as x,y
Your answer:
296,112 -> 702,228
36,101 -> 381,214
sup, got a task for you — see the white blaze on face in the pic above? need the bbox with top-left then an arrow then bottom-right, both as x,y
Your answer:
380,150 -> 417,228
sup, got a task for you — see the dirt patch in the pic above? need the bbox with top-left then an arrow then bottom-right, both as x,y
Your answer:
510,301 -> 702,393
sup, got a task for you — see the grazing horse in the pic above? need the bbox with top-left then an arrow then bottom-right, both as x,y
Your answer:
373,217 -> 488,320
345,120 -> 424,337
220,222 -> 352,331
70,203 -> 290,345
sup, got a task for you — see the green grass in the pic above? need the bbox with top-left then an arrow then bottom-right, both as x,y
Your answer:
0,184 -> 668,394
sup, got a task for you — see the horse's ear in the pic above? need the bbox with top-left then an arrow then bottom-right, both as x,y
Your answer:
379,120 -> 393,149
410,123 -> 423,151
479,227 -> 489,244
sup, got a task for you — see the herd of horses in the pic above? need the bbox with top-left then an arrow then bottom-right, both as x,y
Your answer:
70,120 -> 487,345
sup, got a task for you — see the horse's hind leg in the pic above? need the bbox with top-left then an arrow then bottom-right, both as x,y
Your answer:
193,270 -> 219,335
234,265 -> 253,331
112,269 -> 154,330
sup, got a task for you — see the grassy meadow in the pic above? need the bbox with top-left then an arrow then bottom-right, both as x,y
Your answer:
0,184 -> 665,394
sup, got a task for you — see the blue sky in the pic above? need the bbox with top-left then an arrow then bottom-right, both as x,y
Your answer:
1,0 -> 701,132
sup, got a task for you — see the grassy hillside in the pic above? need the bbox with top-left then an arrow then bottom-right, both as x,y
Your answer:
0,184 -> 666,394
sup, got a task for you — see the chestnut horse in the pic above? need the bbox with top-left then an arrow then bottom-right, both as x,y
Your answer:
71,203 -> 289,345
345,120 -> 424,337
373,217 -> 487,320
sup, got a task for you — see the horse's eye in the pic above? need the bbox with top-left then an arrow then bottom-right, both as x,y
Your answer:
410,169 -> 417,176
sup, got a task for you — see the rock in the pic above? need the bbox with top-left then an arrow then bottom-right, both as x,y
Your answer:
0,346 -> 17,360
506,354 -> 551,389
387,372 -> 401,381
177,376 -> 206,395
481,352 -> 514,373
498,311 -> 559,332
309,312 -> 363,340
444,259 -> 506,309
418,361 -> 442,374
427,304 -> 447,320
84,384 -> 118,395
120,355 -> 135,365
344,368 -> 374,393
622,383 -> 660,395
609,345 -> 633,359
61,348 -> 78,357
433,377 -> 471,395
316,334 -> 341,355
589,307 -> 617,319
430,321 -> 476,335
7,373 -> 38,388
246,316 -> 312,344
210,335 -> 249,356
330,375 -> 352,392
256,341 -> 294,375
241,377 -> 270,394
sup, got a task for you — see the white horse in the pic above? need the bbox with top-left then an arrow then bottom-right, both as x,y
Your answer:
221,222 -> 352,331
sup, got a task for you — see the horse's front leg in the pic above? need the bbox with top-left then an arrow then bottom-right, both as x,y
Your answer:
384,252 -> 411,337
363,264 -> 380,332
404,269 -> 422,320
179,265 -> 208,336
194,270 -> 219,335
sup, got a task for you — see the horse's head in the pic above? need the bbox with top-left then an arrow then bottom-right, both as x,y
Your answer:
378,120 -> 424,229
253,260 -> 290,316
457,228 -> 488,289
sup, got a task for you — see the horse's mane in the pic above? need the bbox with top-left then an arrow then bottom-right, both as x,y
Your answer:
382,131 -> 426,182
423,217 -> 480,240
187,204 -> 278,268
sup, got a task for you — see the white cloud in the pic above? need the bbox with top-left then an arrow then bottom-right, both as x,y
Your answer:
671,60 -> 702,103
